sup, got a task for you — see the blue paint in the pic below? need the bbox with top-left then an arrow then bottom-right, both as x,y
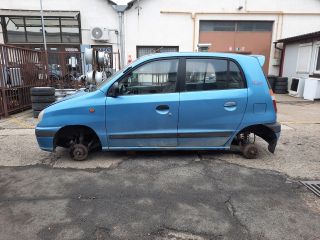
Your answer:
36,52 -> 280,153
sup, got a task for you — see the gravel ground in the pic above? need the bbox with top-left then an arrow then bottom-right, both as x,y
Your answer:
0,97 -> 319,240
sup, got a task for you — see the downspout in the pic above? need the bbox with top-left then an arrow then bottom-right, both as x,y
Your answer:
274,41 -> 284,76
278,42 -> 286,77
191,13 -> 196,51
113,5 -> 127,69
118,11 -> 125,68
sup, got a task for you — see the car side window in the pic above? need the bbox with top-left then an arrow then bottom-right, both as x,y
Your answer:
185,58 -> 245,92
229,61 -> 245,89
117,59 -> 179,95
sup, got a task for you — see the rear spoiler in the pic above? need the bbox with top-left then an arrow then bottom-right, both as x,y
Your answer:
251,55 -> 265,67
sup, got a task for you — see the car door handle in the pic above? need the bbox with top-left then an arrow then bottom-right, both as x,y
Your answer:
224,101 -> 237,107
156,105 -> 169,111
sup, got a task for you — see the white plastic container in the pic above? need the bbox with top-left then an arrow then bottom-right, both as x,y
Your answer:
303,78 -> 320,101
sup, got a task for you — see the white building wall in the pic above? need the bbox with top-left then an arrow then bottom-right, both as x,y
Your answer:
0,0 -> 120,50
283,40 -> 320,88
124,0 -> 320,75
1,0 -> 320,75
282,43 -> 302,79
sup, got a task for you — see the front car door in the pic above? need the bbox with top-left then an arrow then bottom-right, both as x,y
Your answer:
178,57 -> 248,148
106,58 -> 180,148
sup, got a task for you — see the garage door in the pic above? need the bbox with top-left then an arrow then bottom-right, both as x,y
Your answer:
199,21 -> 273,73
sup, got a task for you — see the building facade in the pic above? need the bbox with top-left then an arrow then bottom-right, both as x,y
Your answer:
277,31 -> 320,90
124,0 -> 320,75
1,0 -> 320,75
0,0 -> 120,72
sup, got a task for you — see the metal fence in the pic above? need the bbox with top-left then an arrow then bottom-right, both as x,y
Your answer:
0,44 -> 120,118
0,44 -> 48,117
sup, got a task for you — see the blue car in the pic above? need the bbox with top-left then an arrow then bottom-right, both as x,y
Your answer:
36,52 -> 281,160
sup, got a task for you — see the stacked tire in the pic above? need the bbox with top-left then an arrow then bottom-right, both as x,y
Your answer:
30,87 -> 56,118
267,75 -> 277,91
273,77 -> 288,94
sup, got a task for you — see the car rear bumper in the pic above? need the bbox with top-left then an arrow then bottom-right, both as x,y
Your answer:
35,126 -> 60,152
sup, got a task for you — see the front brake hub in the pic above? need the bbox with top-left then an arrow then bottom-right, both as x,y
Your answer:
70,144 -> 88,161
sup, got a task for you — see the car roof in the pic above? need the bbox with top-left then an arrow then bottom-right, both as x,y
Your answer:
130,52 -> 259,67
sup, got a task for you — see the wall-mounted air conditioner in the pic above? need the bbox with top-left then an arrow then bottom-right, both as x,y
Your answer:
289,77 -> 306,98
91,27 -> 110,42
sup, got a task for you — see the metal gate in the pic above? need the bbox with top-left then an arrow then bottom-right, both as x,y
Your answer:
0,44 -> 48,117
0,44 -> 121,118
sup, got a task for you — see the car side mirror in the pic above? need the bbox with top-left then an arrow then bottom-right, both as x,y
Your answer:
109,82 -> 120,97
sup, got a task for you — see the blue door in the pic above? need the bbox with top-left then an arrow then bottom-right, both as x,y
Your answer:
106,59 -> 180,148
178,58 -> 248,148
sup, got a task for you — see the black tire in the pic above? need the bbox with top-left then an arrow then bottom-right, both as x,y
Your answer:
274,86 -> 288,91
33,110 -> 41,118
32,102 -> 52,111
275,81 -> 288,87
276,77 -> 288,83
267,75 -> 277,89
267,78 -> 275,88
31,87 -> 55,96
274,89 -> 287,94
31,95 -> 56,103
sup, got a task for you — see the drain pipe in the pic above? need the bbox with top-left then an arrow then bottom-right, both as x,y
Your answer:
113,5 -> 127,68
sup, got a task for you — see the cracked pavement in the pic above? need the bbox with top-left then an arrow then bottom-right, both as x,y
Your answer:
1,158 -> 320,240
0,97 -> 319,240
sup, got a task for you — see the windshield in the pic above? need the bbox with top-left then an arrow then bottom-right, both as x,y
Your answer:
96,69 -> 123,89
97,58 -> 139,89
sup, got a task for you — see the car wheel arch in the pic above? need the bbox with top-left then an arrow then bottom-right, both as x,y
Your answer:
54,125 -> 102,150
236,124 -> 278,153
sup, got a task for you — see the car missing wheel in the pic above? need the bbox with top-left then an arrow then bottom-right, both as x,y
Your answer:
35,52 -> 281,160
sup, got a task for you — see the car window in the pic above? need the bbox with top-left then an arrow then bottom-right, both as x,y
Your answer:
117,59 -> 179,95
229,61 -> 245,89
185,58 -> 245,92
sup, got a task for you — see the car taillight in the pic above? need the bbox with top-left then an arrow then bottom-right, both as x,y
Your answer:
270,89 -> 277,113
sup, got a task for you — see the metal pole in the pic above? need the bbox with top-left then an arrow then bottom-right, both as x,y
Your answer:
39,0 -> 49,83
118,12 -> 125,68
39,0 -> 47,51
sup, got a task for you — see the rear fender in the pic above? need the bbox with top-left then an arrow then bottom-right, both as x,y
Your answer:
238,123 -> 281,153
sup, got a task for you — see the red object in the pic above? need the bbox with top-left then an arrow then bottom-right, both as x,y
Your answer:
127,55 -> 132,64
270,90 -> 277,113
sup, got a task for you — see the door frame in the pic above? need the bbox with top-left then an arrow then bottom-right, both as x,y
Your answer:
177,55 -> 248,147
178,56 -> 248,91
106,57 -> 185,96
105,56 -> 185,148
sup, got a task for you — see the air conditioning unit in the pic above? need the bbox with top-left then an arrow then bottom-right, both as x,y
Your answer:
91,27 -> 109,41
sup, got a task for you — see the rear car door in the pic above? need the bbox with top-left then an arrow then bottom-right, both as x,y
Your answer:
106,58 -> 180,148
178,57 -> 248,147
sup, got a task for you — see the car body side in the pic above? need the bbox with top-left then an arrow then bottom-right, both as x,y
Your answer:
35,52 -> 280,153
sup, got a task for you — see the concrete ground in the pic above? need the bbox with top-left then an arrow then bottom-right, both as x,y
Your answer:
0,94 -> 319,240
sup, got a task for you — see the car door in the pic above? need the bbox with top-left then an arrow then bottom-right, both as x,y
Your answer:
178,57 -> 248,147
106,58 -> 180,148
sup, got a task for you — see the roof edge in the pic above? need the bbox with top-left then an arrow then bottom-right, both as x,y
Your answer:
277,31 -> 320,43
